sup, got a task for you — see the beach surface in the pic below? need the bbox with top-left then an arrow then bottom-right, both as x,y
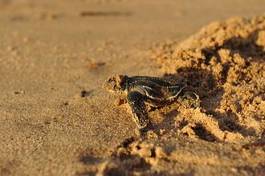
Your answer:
0,0 -> 264,175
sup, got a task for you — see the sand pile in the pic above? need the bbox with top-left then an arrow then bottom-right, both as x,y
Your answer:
91,16 -> 265,176
151,16 -> 265,143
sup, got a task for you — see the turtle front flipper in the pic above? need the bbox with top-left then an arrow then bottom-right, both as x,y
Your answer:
127,91 -> 150,129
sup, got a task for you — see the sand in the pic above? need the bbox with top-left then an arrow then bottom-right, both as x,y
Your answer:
0,1 -> 265,176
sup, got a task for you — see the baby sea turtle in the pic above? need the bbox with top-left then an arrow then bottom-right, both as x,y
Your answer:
104,75 -> 199,130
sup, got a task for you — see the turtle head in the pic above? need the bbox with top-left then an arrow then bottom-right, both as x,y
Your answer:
104,75 -> 128,93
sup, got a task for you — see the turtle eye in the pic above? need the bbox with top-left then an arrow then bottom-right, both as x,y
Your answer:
120,82 -> 126,90
119,77 -> 127,90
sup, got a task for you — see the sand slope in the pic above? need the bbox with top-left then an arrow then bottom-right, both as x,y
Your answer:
98,16 -> 265,176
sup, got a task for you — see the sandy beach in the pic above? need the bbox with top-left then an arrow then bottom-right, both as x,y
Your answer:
0,1 -> 265,176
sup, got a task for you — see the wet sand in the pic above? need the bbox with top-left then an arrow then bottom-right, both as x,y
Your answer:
0,1 -> 264,176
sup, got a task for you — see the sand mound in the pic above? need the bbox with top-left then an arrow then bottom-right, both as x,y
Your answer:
89,16 -> 265,176
151,16 -> 265,143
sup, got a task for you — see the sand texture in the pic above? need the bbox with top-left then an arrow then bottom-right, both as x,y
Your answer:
100,16 -> 265,176
0,1 -> 265,176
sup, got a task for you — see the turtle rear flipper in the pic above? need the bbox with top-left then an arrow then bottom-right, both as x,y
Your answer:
178,91 -> 200,108
166,84 -> 187,101
127,91 -> 150,129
